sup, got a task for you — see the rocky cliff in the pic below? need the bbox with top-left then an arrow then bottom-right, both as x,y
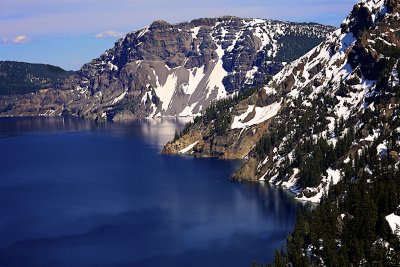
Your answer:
164,0 -> 400,202
0,17 -> 333,120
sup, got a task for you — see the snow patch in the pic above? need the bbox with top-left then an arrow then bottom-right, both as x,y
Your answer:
205,45 -> 228,100
179,103 -> 199,117
296,168 -> 342,203
154,72 -> 178,111
327,168 -> 341,185
183,66 -> 205,95
231,100 -> 282,129
179,141 -> 199,154
281,168 -> 300,190
111,90 -> 128,104
191,26 -> 201,39
137,27 -> 150,38
107,62 -> 118,71
386,212 -> 400,237
377,141 -> 388,158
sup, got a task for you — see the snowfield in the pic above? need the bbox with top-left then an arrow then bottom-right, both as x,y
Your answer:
231,101 -> 282,129
179,141 -> 199,154
386,212 -> 400,237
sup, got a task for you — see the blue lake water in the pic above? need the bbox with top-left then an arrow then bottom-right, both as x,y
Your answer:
0,117 -> 300,267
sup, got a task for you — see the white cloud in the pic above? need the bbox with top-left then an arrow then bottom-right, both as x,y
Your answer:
95,30 -> 125,39
13,35 -> 30,44
1,35 -> 31,44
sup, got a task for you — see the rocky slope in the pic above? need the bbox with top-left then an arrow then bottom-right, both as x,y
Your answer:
164,0 -> 400,202
0,18 -> 333,120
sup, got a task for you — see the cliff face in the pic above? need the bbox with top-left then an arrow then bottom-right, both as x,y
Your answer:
164,0 -> 400,203
0,17 -> 333,120
162,88 -> 280,160
161,89 -> 284,187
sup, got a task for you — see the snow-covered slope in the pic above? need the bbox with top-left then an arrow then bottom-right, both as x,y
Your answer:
165,0 -> 400,204
386,210 -> 400,236
249,0 -> 400,202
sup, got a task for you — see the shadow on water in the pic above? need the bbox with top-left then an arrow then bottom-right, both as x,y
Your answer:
0,117 -> 302,267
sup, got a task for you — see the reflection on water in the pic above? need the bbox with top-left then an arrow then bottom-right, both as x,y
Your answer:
0,117 -> 301,267
0,117 -> 191,149
112,118 -> 192,148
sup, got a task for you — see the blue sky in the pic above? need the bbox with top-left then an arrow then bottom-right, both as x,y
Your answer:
0,0 -> 358,70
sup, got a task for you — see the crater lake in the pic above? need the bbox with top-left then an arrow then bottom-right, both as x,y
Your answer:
0,117 -> 301,267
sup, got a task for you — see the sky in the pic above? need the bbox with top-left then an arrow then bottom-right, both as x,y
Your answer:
0,0 -> 358,71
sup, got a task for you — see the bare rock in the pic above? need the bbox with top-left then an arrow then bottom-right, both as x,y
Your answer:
112,110 -> 137,122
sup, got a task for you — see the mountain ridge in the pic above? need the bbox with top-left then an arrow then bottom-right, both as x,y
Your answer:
0,61 -> 73,95
0,17 -> 334,120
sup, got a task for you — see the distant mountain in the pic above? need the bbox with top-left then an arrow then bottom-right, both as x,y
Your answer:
0,17 -> 334,120
0,61 -> 73,95
164,0 -> 400,264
